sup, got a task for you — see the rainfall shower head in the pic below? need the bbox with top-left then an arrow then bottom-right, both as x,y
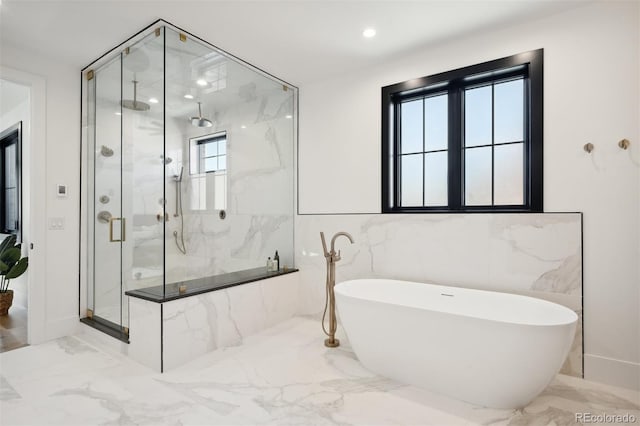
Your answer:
190,102 -> 212,128
122,80 -> 150,111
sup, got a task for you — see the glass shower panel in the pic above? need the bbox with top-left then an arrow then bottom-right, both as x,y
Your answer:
83,20 -> 297,338
121,29 -> 166,310
92,56 -> 123,325
163,28 -> 296,283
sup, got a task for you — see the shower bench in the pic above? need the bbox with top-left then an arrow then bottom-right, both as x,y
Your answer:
124,267 -> 299,372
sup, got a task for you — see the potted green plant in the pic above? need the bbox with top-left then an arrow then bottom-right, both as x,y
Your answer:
0,235 -> 29,316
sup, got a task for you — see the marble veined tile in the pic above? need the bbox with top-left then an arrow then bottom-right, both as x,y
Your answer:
296,213 -> 584,378
0,375 -> 20,400
0,317 -> 637,426
162,272 -> 299,371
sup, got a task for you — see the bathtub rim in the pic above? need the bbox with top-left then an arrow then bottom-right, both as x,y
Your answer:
335,278 -> 578,328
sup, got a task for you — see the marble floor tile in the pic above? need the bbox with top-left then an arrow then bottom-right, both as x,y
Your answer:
1,317 -> 638,426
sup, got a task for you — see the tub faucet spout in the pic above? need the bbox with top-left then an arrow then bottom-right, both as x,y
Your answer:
320,231 -> 355,348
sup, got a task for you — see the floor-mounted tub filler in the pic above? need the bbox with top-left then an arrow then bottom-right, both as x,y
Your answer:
335,279 -> 578,409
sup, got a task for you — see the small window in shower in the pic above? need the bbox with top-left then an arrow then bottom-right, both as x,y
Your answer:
189,131 -> 227,211
190,132 -> 227,174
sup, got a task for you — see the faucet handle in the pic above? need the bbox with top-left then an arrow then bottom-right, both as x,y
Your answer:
334,250 -> 342,262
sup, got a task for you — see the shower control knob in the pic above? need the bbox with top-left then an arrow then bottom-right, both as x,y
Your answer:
97,211 -> 112,224
99,195 -> 110,204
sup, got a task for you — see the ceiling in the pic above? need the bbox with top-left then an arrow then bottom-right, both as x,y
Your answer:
0,1 -> 591,85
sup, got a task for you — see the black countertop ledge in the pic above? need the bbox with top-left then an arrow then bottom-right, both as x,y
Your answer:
125,267 -> 299,303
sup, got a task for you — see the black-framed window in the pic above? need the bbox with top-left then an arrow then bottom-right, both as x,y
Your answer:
189,132 -> 227,175
382,49 -> 543,213
0,123 -> 21,236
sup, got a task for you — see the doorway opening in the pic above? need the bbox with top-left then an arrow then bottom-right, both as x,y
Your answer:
0,79 -> 29,352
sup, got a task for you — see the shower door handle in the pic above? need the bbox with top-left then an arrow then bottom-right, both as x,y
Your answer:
109,217 -> 126,242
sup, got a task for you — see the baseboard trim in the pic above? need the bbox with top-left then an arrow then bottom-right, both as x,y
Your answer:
584,353 -> 640,390
45,315 -> 81,341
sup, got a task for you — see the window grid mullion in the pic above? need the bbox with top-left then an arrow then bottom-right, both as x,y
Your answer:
491,83 -> 495,207
449,85 -> 462,210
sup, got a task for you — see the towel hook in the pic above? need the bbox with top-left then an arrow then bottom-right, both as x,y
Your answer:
618,139 -> 630,150
583,143 -> 594,153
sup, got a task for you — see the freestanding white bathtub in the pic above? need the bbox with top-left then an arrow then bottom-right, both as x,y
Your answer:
335,279 -> 577,409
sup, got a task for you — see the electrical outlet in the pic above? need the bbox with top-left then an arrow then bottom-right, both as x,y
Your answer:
48,217 -> 65,230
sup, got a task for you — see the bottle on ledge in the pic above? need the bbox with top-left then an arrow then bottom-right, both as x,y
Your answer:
274,250 -> 280,271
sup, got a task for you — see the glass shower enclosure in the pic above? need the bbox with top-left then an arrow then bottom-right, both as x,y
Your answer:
81,21 -> 296,337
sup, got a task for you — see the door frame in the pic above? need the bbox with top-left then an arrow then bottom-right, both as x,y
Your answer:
0,66 -> 47,344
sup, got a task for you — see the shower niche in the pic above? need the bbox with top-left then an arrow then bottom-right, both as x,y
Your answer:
81,20 -> 297,339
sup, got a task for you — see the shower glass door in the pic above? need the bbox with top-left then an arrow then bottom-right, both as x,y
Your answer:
121,28 -> 165,314
90,54 -> 124,327
87,28 -> 166,332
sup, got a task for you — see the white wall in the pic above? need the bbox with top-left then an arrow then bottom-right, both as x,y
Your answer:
298,2 -> 640,389
0,83 -> 30,309
0,46 -> 80,341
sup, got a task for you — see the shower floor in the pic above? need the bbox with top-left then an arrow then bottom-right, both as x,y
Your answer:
1,317 -> 638,425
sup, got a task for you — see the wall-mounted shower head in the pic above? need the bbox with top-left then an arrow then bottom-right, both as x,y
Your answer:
161,155 -> 172,165
101,145 -> 114,157
190,102 -> 212,128
122,80 -> 150,111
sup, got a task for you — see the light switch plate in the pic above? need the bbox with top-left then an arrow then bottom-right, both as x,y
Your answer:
48,217 -> 65,230
56,184 -> 67,198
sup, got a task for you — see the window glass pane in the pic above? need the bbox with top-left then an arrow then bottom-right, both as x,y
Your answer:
424,151 -> 447,206
464,147 -> 492,205
495,79 -> 524,144
204,157 -> 217,172
425,94 -> 447,152
494,143 -> 524,205
218,140 -> 226,155
5,188 -> 16,231
5,144 -> 16,187
190,143 -> 200,174
464,85 -> 492,147
204,140 -> 218,157
400,99 -> 423,154
400,154 -> 423,207
218,155 -> 226,170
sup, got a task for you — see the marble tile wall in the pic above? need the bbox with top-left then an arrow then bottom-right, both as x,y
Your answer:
295,213 -> 583,377
161,78 -> 296,285
128,272 -> 299,372
128,297 -> 161,372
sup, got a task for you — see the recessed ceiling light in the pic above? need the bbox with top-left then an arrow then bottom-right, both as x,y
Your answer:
241,125 -> 247,129
184,94 -> 194,99
363,28 -> 376,38
196,79 -> 207,86
149,98 -> 159,104
285,114 -> 293,119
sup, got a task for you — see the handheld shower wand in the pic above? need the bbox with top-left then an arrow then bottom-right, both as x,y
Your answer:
173,166 -> 186,254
